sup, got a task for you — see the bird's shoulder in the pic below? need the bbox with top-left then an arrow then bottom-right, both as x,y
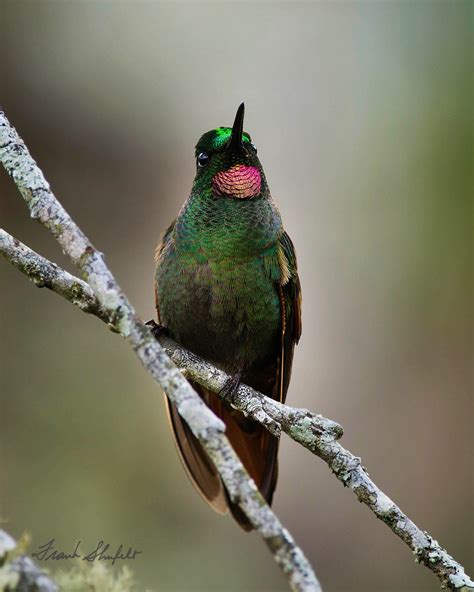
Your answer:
154,219 -> 176,266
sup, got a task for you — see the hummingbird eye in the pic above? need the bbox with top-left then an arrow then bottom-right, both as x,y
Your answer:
250,143 -> 257,154
197,152 -> 209,167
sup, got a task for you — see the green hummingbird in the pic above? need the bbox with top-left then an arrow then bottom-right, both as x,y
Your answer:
154,103 -> 301,530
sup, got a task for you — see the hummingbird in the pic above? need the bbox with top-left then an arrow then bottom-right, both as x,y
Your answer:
153,103 -> 301,530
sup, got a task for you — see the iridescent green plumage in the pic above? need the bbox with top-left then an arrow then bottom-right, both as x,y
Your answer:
155,104 -> 301,529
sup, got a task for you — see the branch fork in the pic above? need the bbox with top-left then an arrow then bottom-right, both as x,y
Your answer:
1,110 -> 472,592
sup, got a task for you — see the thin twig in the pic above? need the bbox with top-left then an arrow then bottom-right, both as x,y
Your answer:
0,230 -> 112,325
0,110 -> 321,592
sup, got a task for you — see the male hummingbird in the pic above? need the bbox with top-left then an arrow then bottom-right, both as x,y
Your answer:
154,103 -> 301,530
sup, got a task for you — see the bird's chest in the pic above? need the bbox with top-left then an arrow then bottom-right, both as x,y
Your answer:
156,251 -> 281,370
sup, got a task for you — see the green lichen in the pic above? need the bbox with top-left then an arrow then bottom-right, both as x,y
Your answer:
288,416 -> 317,450
0,566 -> 19,590
55,561 -> 137,592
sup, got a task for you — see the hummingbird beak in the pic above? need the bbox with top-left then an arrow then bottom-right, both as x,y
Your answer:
229,102 -> 245,151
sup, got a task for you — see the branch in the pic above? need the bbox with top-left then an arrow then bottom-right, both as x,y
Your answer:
0,229 -> 342,443
167,337 -> 474,591
0,530 -> 59,592
1,231 -> 472,591
1,111 -> 472,592
0,230 -> 112,326
0,112 -> 321,592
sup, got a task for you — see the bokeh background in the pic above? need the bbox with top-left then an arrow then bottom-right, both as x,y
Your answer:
1,2 -> 472,591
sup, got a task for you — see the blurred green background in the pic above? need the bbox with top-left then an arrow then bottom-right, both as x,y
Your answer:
0,2 -> 472,591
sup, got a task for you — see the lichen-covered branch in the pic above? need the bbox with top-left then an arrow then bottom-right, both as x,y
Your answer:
0,227 -> 341,444
1,234 -> 472,591
0,111 -> 321,592
1,111 -> 472,592
151,341 -> 474,589
0,530 -> 59,592
0,230 -> 112,326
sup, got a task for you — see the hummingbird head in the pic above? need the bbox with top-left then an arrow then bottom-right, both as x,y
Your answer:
193,103 -> 265,200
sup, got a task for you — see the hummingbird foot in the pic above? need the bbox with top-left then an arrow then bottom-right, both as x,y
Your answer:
219,371 -> 243,406
146,319 -> 170,339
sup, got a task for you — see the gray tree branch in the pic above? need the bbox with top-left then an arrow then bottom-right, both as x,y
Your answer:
0,112 -> 321,592
1,111 -> 472,592
1,229 -> 472,591
0,530 -> 59,592
0,230 -> 112,325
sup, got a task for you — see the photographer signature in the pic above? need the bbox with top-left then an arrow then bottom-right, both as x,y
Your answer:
31,539 -> 142,565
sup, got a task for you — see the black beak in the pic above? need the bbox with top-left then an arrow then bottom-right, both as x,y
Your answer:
229,102 -> 245,150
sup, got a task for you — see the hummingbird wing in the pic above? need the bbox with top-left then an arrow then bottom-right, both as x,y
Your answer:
154,220 -> 175,323
276,230 -> 302,404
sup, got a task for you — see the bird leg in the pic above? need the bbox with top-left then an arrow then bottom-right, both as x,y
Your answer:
219,370 -> 243,406
147,317 -> 241,406
146,319 -> 170,339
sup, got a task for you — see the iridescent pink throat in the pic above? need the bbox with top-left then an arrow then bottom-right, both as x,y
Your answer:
212,165 -> 261,199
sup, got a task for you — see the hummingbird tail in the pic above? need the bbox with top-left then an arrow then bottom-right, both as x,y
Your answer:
164,382 -> 279,531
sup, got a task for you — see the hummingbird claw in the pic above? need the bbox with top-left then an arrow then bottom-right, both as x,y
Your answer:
146,319 -> 170,339
219,370 -> 243,406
